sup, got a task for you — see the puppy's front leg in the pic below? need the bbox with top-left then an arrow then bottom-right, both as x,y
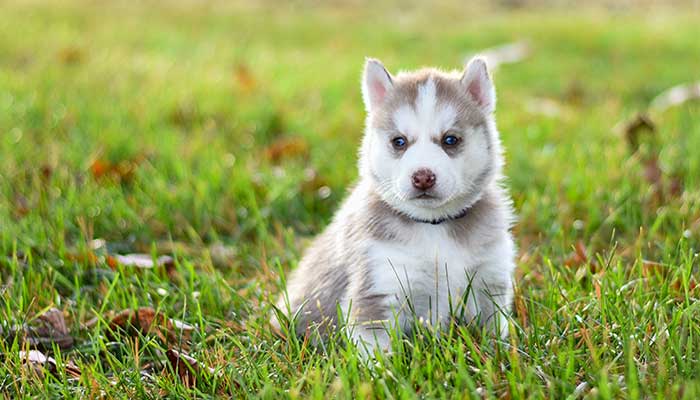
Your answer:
472,269 -> 514,338
350,323 -> 392,358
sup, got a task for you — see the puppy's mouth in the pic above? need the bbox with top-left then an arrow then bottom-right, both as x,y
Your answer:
413,192 -> 437,200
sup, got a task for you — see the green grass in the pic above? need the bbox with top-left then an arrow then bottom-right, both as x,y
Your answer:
1,1 -> 700,398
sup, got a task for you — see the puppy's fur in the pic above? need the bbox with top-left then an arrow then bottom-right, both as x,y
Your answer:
275,57 -> 516,354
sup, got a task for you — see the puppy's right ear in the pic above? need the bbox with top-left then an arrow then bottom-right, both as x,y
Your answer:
362,58 -> 393,113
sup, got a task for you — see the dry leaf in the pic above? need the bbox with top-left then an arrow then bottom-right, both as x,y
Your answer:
643,157 -> 663,187
66,251 -> 99,265
650,82 -> 700,113
524,97 -> 564,118
619,113 -> 656,152
111,254 -> 174,269
513,287 -> 528,328
89,155 -> 145,183
57,47 -> 84,64
40,164 -> 53,181
108,307 -> 195,345
642,260 -> 666,278
562,80 -> 585,105
19,350 -> 81,379
671,277 -> 699,301
165,349 -> 215,388
264,137 -> 309,163
35,308 -> 74,350
13,194 -> 30,217
234,64 -> 257,92
564,241 -> 599,274
466,41 -> 530,70
7,308 -> 74,350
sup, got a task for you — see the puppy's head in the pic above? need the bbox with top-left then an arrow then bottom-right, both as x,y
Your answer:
359,57 -> 502,222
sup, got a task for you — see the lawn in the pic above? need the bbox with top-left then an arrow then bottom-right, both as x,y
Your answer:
1,1 -> 699,398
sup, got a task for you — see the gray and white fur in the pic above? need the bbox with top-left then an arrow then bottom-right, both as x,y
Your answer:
274,57 -> 517,355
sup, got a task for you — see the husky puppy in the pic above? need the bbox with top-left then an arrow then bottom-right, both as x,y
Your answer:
275,57 -> 516,354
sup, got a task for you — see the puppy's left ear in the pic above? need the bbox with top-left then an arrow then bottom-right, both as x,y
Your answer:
461,57 -> 496,114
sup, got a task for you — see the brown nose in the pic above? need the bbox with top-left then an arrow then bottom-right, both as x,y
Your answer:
411,169 -> 436,191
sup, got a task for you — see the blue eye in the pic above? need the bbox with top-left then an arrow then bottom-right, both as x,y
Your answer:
442,135 -> 460,146
392,136 -> 407,149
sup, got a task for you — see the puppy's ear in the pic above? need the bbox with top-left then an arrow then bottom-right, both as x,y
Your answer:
362,58 -> 393,113
461,57 -> 496,114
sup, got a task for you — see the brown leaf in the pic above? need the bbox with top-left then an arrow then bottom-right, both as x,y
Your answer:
66,251 -> 99,265
234,64 -> 257,92
642,260 -> 666,278
19,350 -> 81,379
7,308 -> 74,350
35,308 -> 74,349
109,307 -> 163,338
593,279 -> 602,301
643,157 -> 663,186
564,241 -> 588,267
13,194 -> 30,217
513,286 -> 528,328
669,176 -> 684,198
56,47 -> 85,64
564,241 -> 599,274
166,349 -> 215,388
89,155 -> 145,183
108,307 -> 194,345
620,113 -> 656,152
562,80 -> 585,105
40,164 -> 53,181
263,137 -> 309,164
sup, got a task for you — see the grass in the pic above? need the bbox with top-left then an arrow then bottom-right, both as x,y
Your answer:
1,1 -> 700,398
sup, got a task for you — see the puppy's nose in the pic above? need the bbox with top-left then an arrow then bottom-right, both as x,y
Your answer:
411,169 -> 436,191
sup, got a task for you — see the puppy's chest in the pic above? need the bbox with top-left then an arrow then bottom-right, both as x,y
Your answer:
366,226 -> 480,302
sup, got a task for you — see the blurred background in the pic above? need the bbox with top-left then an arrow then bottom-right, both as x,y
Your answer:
1,0 -> 699,272
1,1 -> 700,396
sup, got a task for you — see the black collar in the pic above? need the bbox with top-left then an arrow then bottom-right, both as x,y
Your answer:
409,207 -> 470,225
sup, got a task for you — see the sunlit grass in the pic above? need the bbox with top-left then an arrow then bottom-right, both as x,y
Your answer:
1,1 -> 699,398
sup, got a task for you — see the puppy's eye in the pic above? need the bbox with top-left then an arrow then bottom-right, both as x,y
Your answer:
391,136 -> 407,149
442,135 -> 461,147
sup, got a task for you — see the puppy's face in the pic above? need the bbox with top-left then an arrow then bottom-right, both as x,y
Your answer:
359,58 -> 500,222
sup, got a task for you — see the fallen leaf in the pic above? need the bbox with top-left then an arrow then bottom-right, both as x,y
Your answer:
643,157 -> 663,187
524,97 -> 564,118
57,47 -> 84,64
169,102 -> 198,128
66,251 -> 99,265
650,82 -> 700,113
234,63 -> 257,92
263,137 -> 309,164
35,308 -> 74,350
19,350 -> 81,379
40,164 -> 53,181
89,155 -> 145,183
564,241 -> 599,274
465,40 -> 530,70
671,277 -> 699,301
112,254 -> 174,269
593,279 -> 602,301
13,194 -> 30,217
6,308 -> 74,351
618,113 -> 656,152
642,260 -> 666,278
562,80 -> 585,105
108,307 -> 195,346
165,349 -> 215,388
513,286 -> 528,328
